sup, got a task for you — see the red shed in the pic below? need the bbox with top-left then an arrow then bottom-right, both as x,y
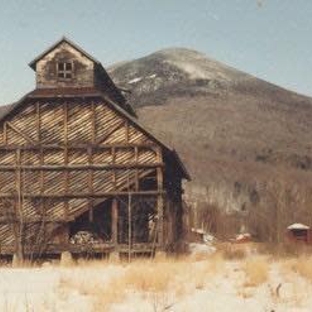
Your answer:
287,223 -> 311,244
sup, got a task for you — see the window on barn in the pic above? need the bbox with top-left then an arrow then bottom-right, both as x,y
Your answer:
57,62 -> 73,79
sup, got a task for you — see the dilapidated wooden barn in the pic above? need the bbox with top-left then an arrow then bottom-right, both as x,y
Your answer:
0,38 -> 190,261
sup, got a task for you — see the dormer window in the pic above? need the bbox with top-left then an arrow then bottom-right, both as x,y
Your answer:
57,62 -> 73,79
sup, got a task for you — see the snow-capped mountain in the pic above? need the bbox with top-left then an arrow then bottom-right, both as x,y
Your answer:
109,48 -> 312,216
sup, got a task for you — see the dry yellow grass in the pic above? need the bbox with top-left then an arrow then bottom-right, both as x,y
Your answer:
123,261 -> 174,293
30,250 -> 226,311
242,256 -> 269,287
218,243 -> 247,260
56,254 -> 225,310
282,256 -> 312,281
58,266 -> 127,311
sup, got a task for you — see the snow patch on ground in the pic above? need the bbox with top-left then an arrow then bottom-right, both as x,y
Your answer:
1,256 -> 312,311
189,242 -> 216,255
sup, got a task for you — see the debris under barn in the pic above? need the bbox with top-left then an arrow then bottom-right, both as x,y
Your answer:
0,37 -> 190,261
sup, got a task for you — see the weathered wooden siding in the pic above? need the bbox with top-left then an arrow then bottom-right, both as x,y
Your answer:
0,97 -> 162,251
36,42 -> 95,89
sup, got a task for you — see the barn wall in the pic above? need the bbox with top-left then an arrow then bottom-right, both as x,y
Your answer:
0,97 -> 167,254
36,42 -> 94,89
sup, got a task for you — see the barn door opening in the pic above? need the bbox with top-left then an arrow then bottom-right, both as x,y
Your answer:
69,199 -> 112,244
118,196 -> 157,244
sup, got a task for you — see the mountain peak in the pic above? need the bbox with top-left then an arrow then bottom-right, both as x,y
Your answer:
109,46 -> 252,107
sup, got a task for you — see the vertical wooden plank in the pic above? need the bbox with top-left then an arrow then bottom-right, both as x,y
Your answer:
36,102 -> 41,142
125,120 -> 129,143
88,146 -> 94,222
15,148 -> 24,261
88,200 -> 94,223
156,147 -> 164,247
112,147 -> 116,190
87,146 -> 93,193
128,193 -> 132,262
63,101 -> 68,146
39,147 -> 44,193
111,198 -> 118,245
63,101 -> 69,214
112,146 -> 116,164
134,146 -> 139,191
91,101 -> 96,144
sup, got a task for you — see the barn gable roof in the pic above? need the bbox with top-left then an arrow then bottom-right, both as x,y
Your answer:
0,90 -> 191,180
29,37 -> 100,70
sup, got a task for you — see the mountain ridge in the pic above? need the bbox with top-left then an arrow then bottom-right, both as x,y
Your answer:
108,48 -> 312,223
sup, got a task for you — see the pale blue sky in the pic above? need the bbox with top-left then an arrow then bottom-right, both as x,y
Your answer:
0,0 -> 311,104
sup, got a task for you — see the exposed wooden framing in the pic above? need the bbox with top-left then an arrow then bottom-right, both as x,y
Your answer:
36,101 -> 41,142
134,146 -> 139,191
0,143 -> 158,151
6,121 -> 37,145
63,101 -> 68,146
88,200 -> 94,222
63,101 -> 69,204
111,198 -> 118,245
125,120 -> 129,143
39,148 -> 44,192
128,192 -> 132,262
0,81 -> 186,257
156,147 -> 164,247
95,122 -> 125,145
88,146 -> 93,222
112,146 -> 117,190
39,147 -> 45,226
0,242 -> 160,256
63,102 -> 69,220
0,218 -> 74,224
91,101 -> 96,143
0,190 -> 164,199
0,163 -> 163,171
15,148 -> 24,260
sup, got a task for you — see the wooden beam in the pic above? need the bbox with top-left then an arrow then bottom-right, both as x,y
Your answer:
156,147 -> 164,247
88,146 -> 94,222
88,200 -> 94,222
91,101 -> 96,144
63,101 -> 68,146
36,102 -> 41,142
0,143 -> 158,151
0,190 -> 164,199
125,120 -> 129,143
0,242 -> 159,255
39,147 -> 44,193
134,146 -> 139,191
87,146 -> 93,192
95,122 -> 125,145
0,217 -> 74,223
0,163 -> 164,171
6,121 -> 37,145
111,198 -> 118,245
63,104 -> 69,210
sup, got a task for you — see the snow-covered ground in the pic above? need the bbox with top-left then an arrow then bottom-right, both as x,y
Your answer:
0,251 -> 312,312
